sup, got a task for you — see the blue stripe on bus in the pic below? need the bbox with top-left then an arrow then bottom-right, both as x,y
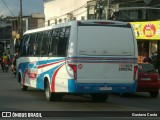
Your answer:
37,58 -> 65,66
68,79 -> 76,92
68,79 -> 137,93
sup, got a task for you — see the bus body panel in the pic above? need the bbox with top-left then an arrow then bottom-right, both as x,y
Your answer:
75,25 -> 137,84
17,20 -> 138,94
17,57 -> 71,92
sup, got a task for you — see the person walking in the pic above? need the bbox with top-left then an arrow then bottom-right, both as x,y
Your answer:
143,53 -> 152,63
156,52 -> 160,75
11,52 -> 18,76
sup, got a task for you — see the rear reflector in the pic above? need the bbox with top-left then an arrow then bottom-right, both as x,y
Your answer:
134,66 -> 138,80
68,64 -> 77,80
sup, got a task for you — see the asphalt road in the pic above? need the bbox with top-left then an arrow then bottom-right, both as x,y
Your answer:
0,68 -> 160,119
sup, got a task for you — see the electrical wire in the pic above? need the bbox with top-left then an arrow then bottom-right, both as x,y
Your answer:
119,10 -> 137,22
1,0 -> 15,17
47,3 -> 87,20
111,0 -> 144,5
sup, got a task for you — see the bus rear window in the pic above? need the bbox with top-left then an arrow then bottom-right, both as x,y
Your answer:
77,26 -> 135,56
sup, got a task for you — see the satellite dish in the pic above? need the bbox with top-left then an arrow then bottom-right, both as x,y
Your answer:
144,0 -> 152,5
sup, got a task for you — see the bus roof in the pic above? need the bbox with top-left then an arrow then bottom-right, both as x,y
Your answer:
23,21 -> 73,35
23,20 -> 129,35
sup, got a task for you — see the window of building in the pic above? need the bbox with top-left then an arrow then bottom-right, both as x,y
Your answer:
87,1 -> 96,20
130,10 -> 138,20
81,16 -> 85,20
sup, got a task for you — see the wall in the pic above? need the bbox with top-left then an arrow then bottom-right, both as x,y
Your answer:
44,0 -> 90,26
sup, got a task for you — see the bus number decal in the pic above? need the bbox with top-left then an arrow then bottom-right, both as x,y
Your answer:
27,63 -> 38,80
119,64 -> 132,71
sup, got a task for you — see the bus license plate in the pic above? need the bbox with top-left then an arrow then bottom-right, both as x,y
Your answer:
141,78 -> 150,81
100,87 -> 112,90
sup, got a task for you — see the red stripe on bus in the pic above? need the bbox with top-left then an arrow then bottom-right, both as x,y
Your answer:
23,69 -> 27,85
51,65 -> 64,92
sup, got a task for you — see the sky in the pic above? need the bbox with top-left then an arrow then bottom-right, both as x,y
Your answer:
0,0 -> 44,17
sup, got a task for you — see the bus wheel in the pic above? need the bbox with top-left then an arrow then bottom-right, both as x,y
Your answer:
119,93 -> 130,97
21,85 -> 28,91
91,93 -> 109,102
20,79 -> 28,91
45,81 -> 54,101
149,91 -> 159,98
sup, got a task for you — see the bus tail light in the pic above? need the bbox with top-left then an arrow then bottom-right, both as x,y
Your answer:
69,64 -> 77,80
134,66 -> 138,80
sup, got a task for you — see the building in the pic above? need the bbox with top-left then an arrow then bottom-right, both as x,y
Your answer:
44,0 -> 112,25
44,0 -> 160,62
22,13 -> 45,31
11,13 -> 45,54
0,17 -> 12,56
110,0 -> 160,62
44,0 -> 92,26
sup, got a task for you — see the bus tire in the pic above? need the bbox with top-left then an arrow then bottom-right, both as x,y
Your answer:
21,85 -> 28,91
45,80 -> 63,101
45,80 -> 54,101
91,93 -> 109,101
149,91 -> 159,98
19,74 -> 28,91
120,93 -> 130,97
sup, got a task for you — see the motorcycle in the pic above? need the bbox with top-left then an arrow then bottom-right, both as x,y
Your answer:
3,60 -> 9,72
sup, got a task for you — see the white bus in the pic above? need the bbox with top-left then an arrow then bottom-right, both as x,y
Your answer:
17,20 -> 138,101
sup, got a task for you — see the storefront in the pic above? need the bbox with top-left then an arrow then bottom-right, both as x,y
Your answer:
130,21 -> 160,62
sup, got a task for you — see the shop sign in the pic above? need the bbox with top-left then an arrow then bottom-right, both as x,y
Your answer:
130,21 -> 160,40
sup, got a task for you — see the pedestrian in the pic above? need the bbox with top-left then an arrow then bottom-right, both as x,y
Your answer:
150,52 -> 157,68
143,53 -> 152,63
156,53 -> 160,74
11,52 -> 18,75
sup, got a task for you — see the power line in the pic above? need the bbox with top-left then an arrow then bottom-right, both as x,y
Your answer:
48,3 -> 87,20
112,0 -> 143,5
1,0 -> 15,17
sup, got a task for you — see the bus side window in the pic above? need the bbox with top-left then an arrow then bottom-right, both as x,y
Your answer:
34,32 -> 43,56
64,27 -> 70,55
28,33 -> 37,56
57,27 -> 70,56
41,31 -> 50,56
20,35 -> 30,56
57,28 -> 65,56
48,29 -> 53,56
51,29 -> 59,56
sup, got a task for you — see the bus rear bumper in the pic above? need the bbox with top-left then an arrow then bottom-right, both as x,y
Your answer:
68,79 -> 137,93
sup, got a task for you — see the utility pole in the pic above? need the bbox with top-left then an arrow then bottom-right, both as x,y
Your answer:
15,0 -> 22,53
19,0 -> 23,37
96,0 -> 103,19
105,0 -> 110,20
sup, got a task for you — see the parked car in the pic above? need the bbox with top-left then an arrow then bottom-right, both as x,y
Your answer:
137,63 -> 160,98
